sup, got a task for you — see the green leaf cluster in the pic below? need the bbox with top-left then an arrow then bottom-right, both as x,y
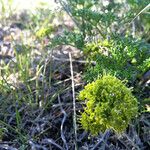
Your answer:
51,31 -> 84,49
60,0 -> 122,40
84,36 -> 150,82
53,0 -> 150,50
36,24 -> 55,38
79,75 -> 138,135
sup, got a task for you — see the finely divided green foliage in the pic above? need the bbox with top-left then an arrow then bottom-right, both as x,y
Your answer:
79,75 -> 138,135
57,0 -> 150,48
61,0 -> 125,37
84,36 -> 150,82
55,0 -> 122,49
51,31 -> 84,49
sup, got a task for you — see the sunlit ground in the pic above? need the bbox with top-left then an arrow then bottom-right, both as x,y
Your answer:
0,0 -> 58,14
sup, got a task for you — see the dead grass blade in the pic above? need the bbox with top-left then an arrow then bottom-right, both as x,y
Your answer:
69,52 -> 78,149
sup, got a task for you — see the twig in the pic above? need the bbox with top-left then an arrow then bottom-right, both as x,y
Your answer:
52,101 -> 85,108
69,52 -> 78,150
52,55 -> 96,65
91,130 -> 111,150
58,0 -> 80,29
123,133 -> 141,150
130,3 -> 150,23
29,140 -> 47,150
58,95 -> 69,150
0,144 -> 17,150
117,137 -> 131,150
42,138 -> 64,150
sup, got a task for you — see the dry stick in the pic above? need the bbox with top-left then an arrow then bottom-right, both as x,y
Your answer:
123,133 -> 141,150
42,138 -> 63,150
69,52 -> 78,150
52,101 -> 85,108
29,140 -> 47,150
58,0 -> 80,29
91,130 -> 111,150
130,3 -> 150,23
58,95 -> 69,150
52,55 -> 96,65
0,145 -> 17,150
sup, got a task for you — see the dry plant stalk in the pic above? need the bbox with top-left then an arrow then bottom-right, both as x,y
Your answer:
69,52 -> 78,149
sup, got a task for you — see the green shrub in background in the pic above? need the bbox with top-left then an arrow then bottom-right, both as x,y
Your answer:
79,75 -> 138,135
51,31 -> 84,49
84,35 -> 150,82
55,0 -> 150,49
55,0 -> 123,48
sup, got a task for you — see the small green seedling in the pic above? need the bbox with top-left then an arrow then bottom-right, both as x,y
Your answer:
79,75 -> 138,135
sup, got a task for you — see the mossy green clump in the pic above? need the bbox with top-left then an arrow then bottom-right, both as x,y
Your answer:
84,36 -> 150,82
79,75 -> 138,135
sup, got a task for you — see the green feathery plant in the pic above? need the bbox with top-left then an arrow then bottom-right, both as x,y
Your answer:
52,0 -> 150,50
54,0 -> 122,48
79,75 -> 138,135
84,35 -> 150,83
